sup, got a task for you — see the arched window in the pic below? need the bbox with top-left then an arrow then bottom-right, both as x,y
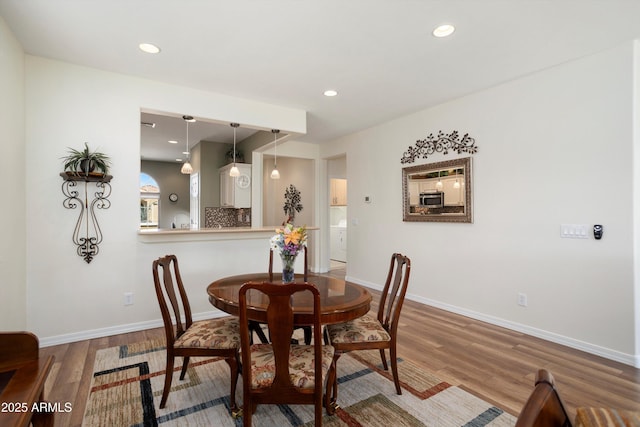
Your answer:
140,173 -> 160,228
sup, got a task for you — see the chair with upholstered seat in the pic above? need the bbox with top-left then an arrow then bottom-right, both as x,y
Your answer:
324,252 -> 410,409
238,281 -> 335,427
152,254 -> 240,411
515,369 -> 572,427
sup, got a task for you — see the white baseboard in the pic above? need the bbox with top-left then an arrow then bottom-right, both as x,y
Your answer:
345,275 -> 640,368
41,277 -> 640,369
39,310 -> 226,348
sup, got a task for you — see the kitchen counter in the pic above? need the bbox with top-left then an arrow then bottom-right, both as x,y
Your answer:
138,226 -> 318,243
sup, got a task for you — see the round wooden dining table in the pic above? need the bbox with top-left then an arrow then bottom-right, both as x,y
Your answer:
207,273 -> 371,326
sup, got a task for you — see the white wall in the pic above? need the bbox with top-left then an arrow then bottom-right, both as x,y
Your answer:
322,42 -> 638,365
8,18 -> 639,365
633,40 -> 640,362
23,55 -> 307,343
0,16 -> 26,329
262,157 -> 315,227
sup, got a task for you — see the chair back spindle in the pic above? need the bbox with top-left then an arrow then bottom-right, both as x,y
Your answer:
268,246 -> 308,282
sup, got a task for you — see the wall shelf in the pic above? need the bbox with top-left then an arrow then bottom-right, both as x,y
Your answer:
60,172 -> 113,263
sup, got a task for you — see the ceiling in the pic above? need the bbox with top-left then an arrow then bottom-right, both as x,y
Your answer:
140,112 -> 259,163
3,0 -> 640,160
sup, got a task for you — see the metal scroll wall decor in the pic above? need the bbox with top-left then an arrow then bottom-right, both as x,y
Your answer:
283,184 -> 303,224
400,130 -> 478,164
60,173 -> 113,263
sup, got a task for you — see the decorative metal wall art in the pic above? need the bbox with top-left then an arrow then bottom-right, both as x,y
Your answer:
60,172 -> 113,263
400,130 -> 478,164
283,184 -> 303,224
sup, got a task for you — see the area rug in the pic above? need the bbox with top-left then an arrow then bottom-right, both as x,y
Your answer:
82,339 -> 516,426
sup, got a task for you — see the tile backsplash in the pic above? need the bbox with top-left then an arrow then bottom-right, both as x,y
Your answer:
205,207 -> 251,228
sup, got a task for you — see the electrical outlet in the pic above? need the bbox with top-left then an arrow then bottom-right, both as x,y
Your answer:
517,293 -> 528,307
124,292 -> 134,306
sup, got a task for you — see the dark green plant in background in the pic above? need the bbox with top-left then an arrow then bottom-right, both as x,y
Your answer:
283,184 -> 303,223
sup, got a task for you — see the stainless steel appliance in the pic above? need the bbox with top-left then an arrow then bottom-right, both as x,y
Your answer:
419,191 -> 444,208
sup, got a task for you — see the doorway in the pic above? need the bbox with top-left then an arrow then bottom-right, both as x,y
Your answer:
328,156 -> 347,273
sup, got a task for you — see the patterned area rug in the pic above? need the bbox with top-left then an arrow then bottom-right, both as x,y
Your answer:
82,339 -> 516,426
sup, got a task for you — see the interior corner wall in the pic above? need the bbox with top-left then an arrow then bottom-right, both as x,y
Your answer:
140,160 -> 190,229
322,42 -> 638,364
0,16 -> 27,330
633,39 -> 640,365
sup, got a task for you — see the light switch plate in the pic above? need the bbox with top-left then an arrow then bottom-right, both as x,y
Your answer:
560,224 -> 588,239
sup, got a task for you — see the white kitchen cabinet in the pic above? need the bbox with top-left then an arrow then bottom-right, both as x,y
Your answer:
219,163 -> 251,208
330,226 -> 347,262
409,176 -> 463,206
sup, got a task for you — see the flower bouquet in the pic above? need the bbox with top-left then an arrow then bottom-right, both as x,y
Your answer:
270,223 -> 307,283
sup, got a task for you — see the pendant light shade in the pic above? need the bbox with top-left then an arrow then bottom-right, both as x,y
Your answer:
229,123 -> 240,177
270,129 -> 280,179
181,115 -> 194,175
180,161 -> 193,174
435,170 -> 443,190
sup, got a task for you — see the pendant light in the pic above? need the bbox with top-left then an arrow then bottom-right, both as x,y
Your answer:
229,123 -> 240,177
435,170 -> 443,190
180,115 -> 194,174
270,129 -> 280,179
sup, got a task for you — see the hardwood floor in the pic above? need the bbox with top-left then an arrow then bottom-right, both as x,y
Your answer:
40,267 -> 640,426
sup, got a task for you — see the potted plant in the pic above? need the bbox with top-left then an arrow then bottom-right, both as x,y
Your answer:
62,142 -> 111,176
225,148 -> 244,164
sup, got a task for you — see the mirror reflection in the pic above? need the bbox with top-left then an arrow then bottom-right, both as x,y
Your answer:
402,157 -> 472,223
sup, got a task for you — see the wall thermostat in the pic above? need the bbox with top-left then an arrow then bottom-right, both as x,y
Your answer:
593,224 -> 603,240
169,193 -> 178,202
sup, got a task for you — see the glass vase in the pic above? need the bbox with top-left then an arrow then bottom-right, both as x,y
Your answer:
281,253 -> 296,283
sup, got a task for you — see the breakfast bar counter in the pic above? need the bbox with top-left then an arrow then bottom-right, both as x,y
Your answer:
138,226 -> 318,243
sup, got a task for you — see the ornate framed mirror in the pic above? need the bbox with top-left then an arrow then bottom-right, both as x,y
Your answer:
402,157 -> 472,223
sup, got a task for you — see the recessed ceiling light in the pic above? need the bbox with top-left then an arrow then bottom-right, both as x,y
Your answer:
168,140 -> 178,144
175,158 -> 182,162
432,24 -> 455,38
139,43 -> 161,54
324,90 -> 338,97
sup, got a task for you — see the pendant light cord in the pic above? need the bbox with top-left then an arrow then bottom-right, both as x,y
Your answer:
272,129 -> 279,167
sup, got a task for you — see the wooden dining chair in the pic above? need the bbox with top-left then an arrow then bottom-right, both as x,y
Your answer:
324,252 -> 411,409
152,255 -> 240,411
238,281 -> 336,427
515,369 -> 572,427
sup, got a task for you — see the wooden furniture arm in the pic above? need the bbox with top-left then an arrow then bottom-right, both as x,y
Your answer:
0,332 -> 39,370
0,332 -> 55,427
